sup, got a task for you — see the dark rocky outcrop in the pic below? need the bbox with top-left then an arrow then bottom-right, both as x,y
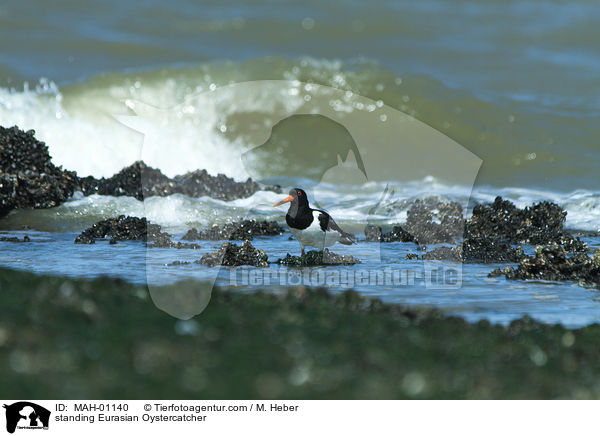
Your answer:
77,161 -> 173,200
77,161 -> 281,202
196,241 -> 269,267
0,235 -> 31,243
74,215 -> 201,249
173,169 -> 279,201
364,224 -> 414,243
0,126 -> 78,218
465,196 -> 587,251
421,247 -> 462,262
364,198 -> 463,245
167,260 -> 191,266
489,244 -> 600,288
461,237 -> 524,264
422,246 -> 463,262
0,125 -> 281,218
74,215 -> 168,244
148,238 -> 201,250
277,249 -> 361,266
422,238 -> 524,263
182,220 -> 284,241
368,197 -> 586,267
405,198 -> 464,245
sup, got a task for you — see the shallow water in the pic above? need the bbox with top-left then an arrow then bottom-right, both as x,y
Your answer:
1,229 -> 599,328
1,179 -> 599,327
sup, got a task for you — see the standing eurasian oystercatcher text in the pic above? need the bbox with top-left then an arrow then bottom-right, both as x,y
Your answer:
274,188 -> 355,256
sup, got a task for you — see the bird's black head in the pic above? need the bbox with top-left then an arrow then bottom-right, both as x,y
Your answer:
274,187 -> 310,210
289,188 -> 309,207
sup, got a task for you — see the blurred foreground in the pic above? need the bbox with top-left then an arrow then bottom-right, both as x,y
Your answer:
0,267 -> 599,399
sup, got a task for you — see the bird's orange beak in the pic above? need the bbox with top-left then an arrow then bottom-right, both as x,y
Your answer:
274,195 -> 293,207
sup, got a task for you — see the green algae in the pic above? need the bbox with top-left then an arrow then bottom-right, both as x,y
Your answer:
0,267 -> 599,399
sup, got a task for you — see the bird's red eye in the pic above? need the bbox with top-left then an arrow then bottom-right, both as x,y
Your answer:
297,191 -> 302,196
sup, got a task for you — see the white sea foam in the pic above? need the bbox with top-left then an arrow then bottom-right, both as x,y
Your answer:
54,180 -> 600,233
0,77 -> 306,179
0,80 -> 142,177
3,178 -> 597,234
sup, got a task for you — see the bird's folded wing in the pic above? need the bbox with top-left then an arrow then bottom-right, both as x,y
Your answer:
316,210 -> 356,243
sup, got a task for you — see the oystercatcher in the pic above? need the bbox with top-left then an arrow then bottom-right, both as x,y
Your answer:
274,188 -> 355,256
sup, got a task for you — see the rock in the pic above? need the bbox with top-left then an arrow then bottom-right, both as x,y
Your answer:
277,249 -> 361,266
74,215 -> 170,244
167,260 -> 191,266
466,197 -> 520,240
196,241 -> 269,267
406,253 -> 419,260
146,229 -> 175,248
77,161 -> 281,202
364,224 -> 414,242
73,215 -> 202,249
174,169 -> 281,201
365,198 -> 463,245
0,236 -> 31,243
461,237 -> 524,264
558,234 -> 589,253
489,266 -> 516,278
182,220 -> 284,241
364,225 -> 382,241
422,246 -> 462,262
148,239 -> 201,250
365,197 -> 586,253
489,244 -> 600,288
405,198 -> 464,244
182,228 -> 205,241
420,197 -> 588,264
0,124 -> 282,215
422,238 -> 524,263
0,126 -> 78,217
466,196 -> 586,251
77,161 -> 173,201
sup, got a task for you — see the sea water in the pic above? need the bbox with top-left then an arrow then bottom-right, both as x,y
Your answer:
1,0 -> 599,326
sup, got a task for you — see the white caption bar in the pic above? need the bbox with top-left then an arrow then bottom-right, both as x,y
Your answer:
0,400 -> 597,435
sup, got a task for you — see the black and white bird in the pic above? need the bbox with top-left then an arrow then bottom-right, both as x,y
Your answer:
274,188 -> 355,256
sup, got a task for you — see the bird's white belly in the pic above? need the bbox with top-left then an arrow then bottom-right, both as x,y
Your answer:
290,221 -> 340,249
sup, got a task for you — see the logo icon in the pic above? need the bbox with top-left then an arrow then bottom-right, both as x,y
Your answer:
3,402 -> 50,434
